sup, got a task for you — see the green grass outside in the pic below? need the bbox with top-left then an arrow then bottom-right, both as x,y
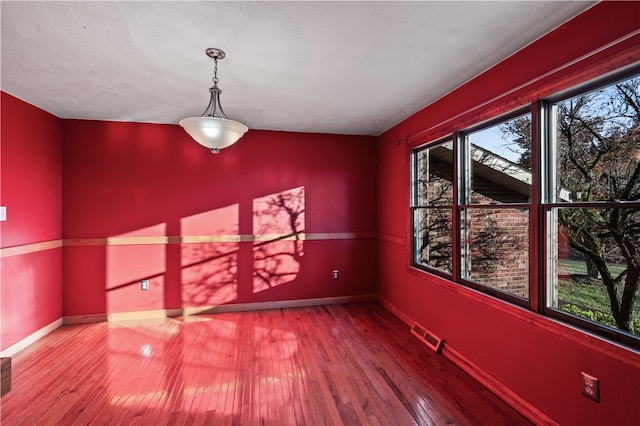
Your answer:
557,259 -> 640,334
557,258 -> 627,277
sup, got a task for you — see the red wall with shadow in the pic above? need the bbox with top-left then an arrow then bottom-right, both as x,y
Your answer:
1,92 -> 63,350
62,121 -> 377,315
377,2 -> 640,425
4,3 -> 639,423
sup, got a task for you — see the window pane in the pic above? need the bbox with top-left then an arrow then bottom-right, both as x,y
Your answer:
462,208 -> 529,299
548,207 -> 640,334
467,114 -> 532,204
414,208 -> 452,275
416,141 -> 454,206
553,77 -> 640,203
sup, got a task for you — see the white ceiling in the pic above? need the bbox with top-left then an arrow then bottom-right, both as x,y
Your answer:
1,1 -> 595,136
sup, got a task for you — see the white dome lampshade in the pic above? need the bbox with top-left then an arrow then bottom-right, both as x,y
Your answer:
180,48 -> 248,154
179,116 -> 248,153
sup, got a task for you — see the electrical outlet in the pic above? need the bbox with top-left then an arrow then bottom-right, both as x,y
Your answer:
141,279 -> 149,291
332,270 -> 339,280
581,372 -> 600,402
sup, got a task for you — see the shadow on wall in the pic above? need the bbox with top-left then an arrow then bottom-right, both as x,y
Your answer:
105,187 -> 305,314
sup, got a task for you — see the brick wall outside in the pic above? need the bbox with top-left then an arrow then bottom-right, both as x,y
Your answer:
421,158 -> 530,298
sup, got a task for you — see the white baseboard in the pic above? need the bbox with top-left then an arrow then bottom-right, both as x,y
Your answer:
62,295 -> 378,323
0,318 -> 63,357
1,295 -> 376,357
441,344 -> 557,425
182,294 -> 378,316
378,296 -> 413,326
106,309 -> 183,321
377,296 -> 557,426
63,313 -> 108,324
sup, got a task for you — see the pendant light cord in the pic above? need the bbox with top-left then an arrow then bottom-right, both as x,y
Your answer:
213,57 -> 219,85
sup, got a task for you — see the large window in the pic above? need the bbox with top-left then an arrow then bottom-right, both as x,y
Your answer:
412,113 -> 532,302
411,68 -> 640,348
461,115 -> 531,300
545,74 -> 640,344
412,140 -> 454,276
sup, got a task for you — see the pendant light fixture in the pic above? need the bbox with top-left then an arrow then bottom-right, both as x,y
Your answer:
179,48 -> 248,154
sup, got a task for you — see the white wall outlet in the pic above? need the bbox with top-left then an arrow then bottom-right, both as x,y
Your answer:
332,270 -> 339,280
141,279 -> 150,291
581,372 -> 600,402
0,206 -> 6,221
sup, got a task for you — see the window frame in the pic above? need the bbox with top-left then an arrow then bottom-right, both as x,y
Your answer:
540,68 -> 640,348
411,108 -> 534,307
458,110 -> 534,306
409,63 -> 640,350
410,137 -> 456,280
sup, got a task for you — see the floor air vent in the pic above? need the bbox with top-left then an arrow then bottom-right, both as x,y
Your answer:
410,322 -> 444,352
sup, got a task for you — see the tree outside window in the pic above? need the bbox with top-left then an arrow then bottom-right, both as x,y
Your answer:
548,76 -> 640,334
413,141 -> 454,275
462,114 -> 531,300
411,71 -> 640,346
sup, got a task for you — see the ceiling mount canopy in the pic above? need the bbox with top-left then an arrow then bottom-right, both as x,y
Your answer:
179,48 -> 248,154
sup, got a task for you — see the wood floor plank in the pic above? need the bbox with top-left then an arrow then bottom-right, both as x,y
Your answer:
1,303 -> 533,426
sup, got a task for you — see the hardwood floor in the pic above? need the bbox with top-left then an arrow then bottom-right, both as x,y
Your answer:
1,303 -> 532,425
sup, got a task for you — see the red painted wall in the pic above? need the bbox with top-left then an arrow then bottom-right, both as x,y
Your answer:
3,2 -> 639,423
1,92 -> 63,350
377,3 -> 640,425
62,121 -> 377,315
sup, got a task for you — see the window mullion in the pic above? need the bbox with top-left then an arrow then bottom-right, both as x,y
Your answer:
452,131 -> 462,282
530,101 -> 542,311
